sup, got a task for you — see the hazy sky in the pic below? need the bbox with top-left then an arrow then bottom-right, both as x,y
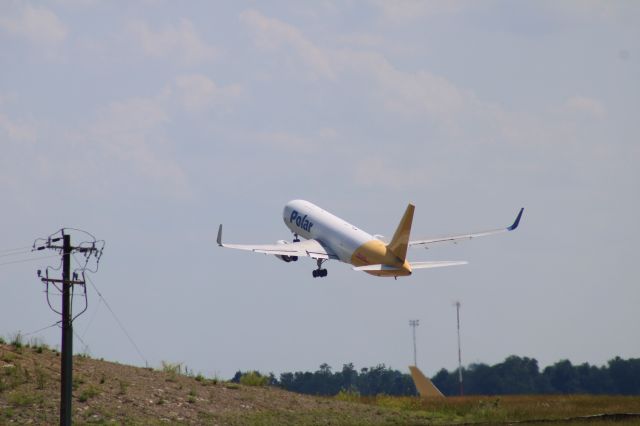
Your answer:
1,1 -> 638,379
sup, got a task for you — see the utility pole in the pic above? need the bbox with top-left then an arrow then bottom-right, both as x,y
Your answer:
35,229 -> 104,426
409,319 -> 420,367
60,234 -> 72,426
455,301 -> 463,396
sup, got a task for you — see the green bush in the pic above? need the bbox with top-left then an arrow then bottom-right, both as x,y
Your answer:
9,332 -> 23,349
335,389 -> 361,403
239,371 -> 269,387
78,386 -> 100,402
8,390 -> 41,406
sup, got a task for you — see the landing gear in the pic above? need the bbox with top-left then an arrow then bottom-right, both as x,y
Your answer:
312,269 -> 328,278
291,234 -> 300,261
312,259 -> 328,278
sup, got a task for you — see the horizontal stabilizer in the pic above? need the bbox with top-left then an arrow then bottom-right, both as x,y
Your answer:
410,261 -> 467,269
352,264 -> 403,272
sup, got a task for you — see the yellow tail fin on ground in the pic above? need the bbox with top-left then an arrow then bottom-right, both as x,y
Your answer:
387,203 -> 415,262
409,366 -> 445,398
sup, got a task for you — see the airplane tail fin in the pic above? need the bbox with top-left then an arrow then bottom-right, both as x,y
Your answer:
409,366 -> 445,398
387,203 -> 415,262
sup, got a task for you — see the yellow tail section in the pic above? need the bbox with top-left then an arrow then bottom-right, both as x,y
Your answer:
409,366 -> 445,398
387,203 -> 415,262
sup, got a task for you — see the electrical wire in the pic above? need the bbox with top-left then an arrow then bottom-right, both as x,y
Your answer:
0,249 -> 33,258
73,253 -> 148,367
0,245 -> 32,253
72,328 -> 89,350
22,321 -> 61,337
0,254 -> 60,267
81,298 -> 102,340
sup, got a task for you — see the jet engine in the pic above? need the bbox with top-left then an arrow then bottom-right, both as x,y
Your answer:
275,240 -> 298,262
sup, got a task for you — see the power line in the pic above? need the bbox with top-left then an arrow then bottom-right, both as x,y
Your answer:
81,298 -> 102,340
74,254 -> 148,367
0,249 -> 33,258
0,254 -> 59,267
22,321 -> 61,337
0,245 -> 32,253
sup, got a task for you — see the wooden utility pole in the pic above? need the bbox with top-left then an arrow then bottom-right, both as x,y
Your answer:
60,233 -> 72,426
36,229 -> 103,426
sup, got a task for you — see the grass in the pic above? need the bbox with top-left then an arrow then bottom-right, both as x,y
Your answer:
78,385 -> 100,402
160,360 -> 182,382
2,341 -> 639,425
329,394 -> 640,424
118,379 -> 129,395
7,390 -> 42,406
9,332 -> 23,348
34,367 -> 47,390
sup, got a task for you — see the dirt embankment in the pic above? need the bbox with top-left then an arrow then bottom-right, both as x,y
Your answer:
0,343 -> 410,425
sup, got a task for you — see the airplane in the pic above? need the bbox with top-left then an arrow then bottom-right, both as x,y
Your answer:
217,200 -> 523,279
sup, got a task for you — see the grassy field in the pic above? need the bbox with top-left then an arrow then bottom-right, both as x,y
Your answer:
1,342 -> 639,425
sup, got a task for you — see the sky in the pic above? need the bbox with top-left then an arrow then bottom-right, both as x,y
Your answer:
1,1 -> 639,380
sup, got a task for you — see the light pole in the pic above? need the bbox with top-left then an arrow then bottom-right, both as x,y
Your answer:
409,319 -> 420,366
455,301 -> 463,396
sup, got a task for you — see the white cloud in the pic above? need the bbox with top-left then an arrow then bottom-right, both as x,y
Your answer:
86,95 -> 191,196
241,10 -> 482,131
240,9 -> 335,80
372,0 -> 466,22
564,96 -> 606,119
0,5 -> 68,46
174,74 -> 243,112
353,156 -> 436,191
0,113 -> 37,144
335,49 -> 476,126
127,18 -> 216,65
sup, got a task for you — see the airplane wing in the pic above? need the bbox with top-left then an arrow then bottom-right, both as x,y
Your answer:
216,225 -> 338,260
409,208 -> 523,248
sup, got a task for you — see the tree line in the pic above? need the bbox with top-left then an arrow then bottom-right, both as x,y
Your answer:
433,355 -> 640,396
231,356 -> 640,396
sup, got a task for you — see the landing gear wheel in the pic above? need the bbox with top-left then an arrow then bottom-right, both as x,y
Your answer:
313,260 -> 328,278
312,269 -> 328,278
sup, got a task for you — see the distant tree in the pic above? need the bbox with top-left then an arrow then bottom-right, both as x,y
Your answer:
495,356 -> 540,394
432,367 -> 459,396
231,370 -> 243,383
339,363 -> 357,392
544,360 -> 581,394
608,357 -> 640,395
274,356 -> 640,397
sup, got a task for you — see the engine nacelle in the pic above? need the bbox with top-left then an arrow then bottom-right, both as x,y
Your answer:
275,240 -> 298,262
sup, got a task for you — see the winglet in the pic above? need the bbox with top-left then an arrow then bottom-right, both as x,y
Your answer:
217,224 -> 223,246
507,208 -> 524,231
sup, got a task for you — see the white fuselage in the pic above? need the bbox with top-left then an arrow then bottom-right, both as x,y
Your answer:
282,200 -> 373,264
